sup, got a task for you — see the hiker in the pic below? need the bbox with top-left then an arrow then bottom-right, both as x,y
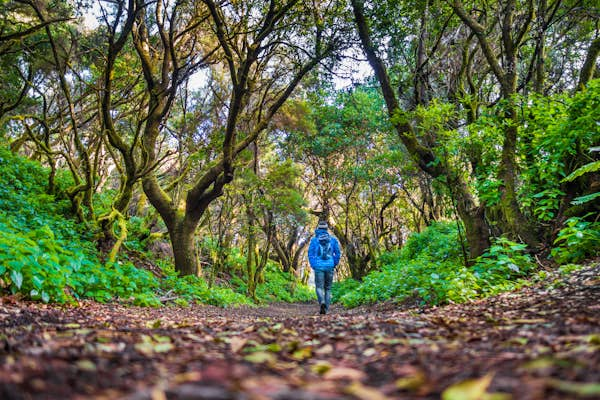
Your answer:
308,220 -> 341,315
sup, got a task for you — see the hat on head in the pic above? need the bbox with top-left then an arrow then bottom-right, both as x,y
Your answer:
317,220 -> 328,230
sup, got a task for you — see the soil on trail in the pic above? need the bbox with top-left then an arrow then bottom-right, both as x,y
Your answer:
1,264 -> 599,400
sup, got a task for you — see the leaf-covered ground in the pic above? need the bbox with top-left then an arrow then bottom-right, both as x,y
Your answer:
1,264 -> 598,400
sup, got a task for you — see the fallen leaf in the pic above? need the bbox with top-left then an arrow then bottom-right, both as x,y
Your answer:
507,337 -> 529,346
150,387 -> 166,400
507,318 -> 546,324
442,373 -> 493,400
323,367 -> 366,381
173,371 -> 203,384
244,351 -> 277,364
345,382 -> 388,400
314,344 -> 333,355
96,342 -> 126,353
75,360 -> 96,371
396,371 -> 426,391
547,379 -> 600,397
520,357 -> 557,371
229,337 -> 248,353
311,361 -> 332,375
134,335 -> 174,355
291,346 -> 312,361
281,328 -> 298,336
146,319 -> 162,329
362,348 -> 377,357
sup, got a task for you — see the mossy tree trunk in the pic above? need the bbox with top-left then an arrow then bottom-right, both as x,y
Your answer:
452,0 -> 539,247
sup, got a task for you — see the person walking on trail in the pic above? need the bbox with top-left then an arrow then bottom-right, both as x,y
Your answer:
308,220 -> 341,315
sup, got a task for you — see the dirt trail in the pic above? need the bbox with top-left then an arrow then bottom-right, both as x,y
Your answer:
0,264 -> 598,400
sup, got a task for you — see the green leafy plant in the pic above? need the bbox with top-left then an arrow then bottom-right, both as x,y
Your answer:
551,216 -> 600,263
335,223 -> 539,308
472,237 -> 535,294
0,147 -> 285,308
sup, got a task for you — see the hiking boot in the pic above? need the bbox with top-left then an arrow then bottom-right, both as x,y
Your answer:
320,304 -> 326,315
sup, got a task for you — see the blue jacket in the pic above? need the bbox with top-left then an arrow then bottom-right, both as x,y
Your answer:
308,228 -> 341,271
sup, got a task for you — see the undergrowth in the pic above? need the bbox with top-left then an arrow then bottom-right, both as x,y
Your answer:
230,264 -> 314,303
333,222 -> 538,308
0,147 -> 303,307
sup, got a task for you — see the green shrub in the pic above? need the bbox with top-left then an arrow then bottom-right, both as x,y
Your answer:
0,214 -> 161,305
336,223 -> 537,308
160,263 -> 251,307
331,277 -> 360,303
551,216 -> 600,263
0,147 -> 273,308
255,264 -> 314,303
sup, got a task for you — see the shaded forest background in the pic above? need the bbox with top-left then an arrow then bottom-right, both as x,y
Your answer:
0,0 -> 598,307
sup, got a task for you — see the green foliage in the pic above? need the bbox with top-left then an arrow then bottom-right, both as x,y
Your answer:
331,278 -> 360,303
562,160 -> 600,183
558,263 -> 584,276
0,147 -> 273,307
551,216 -> 600,263
160,264 -> 251,307
255,264 -> 314,303
0,213 -> 160,305
396,221 -> 463,262
336,222 -> 537,308
230,262 -> 314,304
520,81 -> 600,221
472,237 -> 535,294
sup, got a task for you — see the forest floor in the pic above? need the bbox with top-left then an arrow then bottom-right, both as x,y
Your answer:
0,263 -> 599,400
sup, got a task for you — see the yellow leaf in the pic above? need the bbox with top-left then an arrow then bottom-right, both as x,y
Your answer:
291,346 -> 312,361
345,382 -> 388,400
244,351 -> 276,364
75,360 -> 96,371
311,361 -> 332,375
146,319 -> 162,329
547,379 -> 600,397
442,373 -> 494,400
508,318 -> 546,324
396,371 -> 426,391
521,357 -> 556,371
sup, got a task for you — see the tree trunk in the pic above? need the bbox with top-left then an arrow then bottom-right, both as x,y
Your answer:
497,106 -> 539,247
577,37 -> 600,91
170,219 -> 199,277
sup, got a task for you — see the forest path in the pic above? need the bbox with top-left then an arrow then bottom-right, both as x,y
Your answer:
0,263 -> 599,400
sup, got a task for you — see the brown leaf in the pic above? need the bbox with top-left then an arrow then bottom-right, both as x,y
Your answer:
323,367 -> 366,381
314,344 -> 334,355
229,337 -> 248,353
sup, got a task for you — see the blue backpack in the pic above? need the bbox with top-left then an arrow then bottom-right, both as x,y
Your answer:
317,233 -> 333,261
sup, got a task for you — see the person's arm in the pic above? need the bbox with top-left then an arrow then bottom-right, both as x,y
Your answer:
307,237 -> 317,267
332,238 -> 341,267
